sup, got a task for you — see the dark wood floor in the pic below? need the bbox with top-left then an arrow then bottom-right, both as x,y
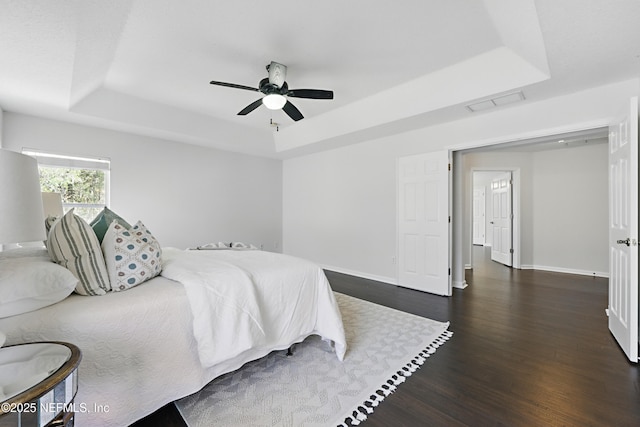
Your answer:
133,246 -> 640,426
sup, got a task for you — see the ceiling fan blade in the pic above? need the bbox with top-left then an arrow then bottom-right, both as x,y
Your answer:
286,89 -> 333,100
237,98 -> 264,116
210,81 -> 259,92
282,101 -> 304,121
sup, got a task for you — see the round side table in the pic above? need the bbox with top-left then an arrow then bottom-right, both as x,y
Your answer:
0,342 -> 81,427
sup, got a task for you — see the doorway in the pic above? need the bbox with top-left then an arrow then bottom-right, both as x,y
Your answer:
472,170 -> 516,268
455,127 -> 610,282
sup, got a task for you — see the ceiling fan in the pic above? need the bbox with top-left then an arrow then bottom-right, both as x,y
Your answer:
209,61 -> 333,121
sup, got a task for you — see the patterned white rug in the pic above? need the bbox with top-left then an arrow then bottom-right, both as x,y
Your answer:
175,293 -> 452,427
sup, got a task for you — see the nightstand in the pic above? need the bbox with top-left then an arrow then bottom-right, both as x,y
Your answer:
0,342 -> 81,427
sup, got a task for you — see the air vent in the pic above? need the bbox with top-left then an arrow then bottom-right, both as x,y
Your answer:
466,91 -> 525,112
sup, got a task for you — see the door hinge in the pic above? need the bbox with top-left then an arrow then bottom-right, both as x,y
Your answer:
448,215 -> 451,223
510,248 -> 514,254
448,268 -> 451,276
448,163 -> 451,171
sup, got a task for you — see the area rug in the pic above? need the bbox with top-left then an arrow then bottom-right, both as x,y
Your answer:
175,293 -> 452,427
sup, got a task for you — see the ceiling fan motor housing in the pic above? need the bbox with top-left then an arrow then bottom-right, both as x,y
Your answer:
267,61 -> 287,88
259,78 -> 287,95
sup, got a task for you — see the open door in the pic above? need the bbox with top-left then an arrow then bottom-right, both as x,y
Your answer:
490,172 -> 513,266
398,151 -> 451,296
608,96 -> 638,363
472,186 -> 486,245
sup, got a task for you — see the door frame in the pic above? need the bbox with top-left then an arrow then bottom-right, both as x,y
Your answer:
472,181 -> 486,246
469,167 -> 521,270
402,123 -> 627,296
449,126 -> 609,290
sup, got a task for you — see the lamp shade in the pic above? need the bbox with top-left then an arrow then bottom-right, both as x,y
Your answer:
0,150 -> 46,244
42,192 -> 63,218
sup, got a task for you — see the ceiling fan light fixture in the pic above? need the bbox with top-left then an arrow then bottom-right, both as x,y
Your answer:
262,94 -> 287,110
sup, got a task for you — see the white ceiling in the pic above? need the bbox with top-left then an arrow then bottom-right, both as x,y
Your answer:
1,0 -> 639,159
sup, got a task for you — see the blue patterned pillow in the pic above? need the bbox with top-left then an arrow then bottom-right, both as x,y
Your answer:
101,220 -> 162,292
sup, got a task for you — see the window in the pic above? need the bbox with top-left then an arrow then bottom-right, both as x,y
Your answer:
22,150 -> 110,222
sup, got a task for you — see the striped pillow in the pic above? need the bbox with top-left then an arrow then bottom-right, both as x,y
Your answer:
46,208 -> 111,296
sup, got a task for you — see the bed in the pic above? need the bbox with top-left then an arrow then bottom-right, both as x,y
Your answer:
0,245 -> 347,426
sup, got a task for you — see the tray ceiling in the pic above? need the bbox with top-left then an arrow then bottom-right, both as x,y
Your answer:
0,0 -> 639,158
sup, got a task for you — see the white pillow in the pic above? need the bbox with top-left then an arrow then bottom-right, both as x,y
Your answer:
46,208 -> 111,296
0,251 -> 78,318
101,220 -> 162,292
231,242 -> 258,250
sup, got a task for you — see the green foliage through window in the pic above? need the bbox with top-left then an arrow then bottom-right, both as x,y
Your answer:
38,166 -> 107,222
39,167 -> 106,205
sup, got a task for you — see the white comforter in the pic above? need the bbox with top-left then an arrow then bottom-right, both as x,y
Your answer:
161,248 -> 347,365
0,249 -> 346,426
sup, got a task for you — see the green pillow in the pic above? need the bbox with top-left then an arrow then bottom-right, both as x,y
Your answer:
90,207 -> 132,243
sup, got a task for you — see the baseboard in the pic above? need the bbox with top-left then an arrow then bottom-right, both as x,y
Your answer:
453,280 -> 468,289
520,264 -> 609,278
321,265 -> 397,286
323,266 -> 473,292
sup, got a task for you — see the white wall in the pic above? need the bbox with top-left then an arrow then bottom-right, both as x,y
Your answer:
3,113 -> 283,250
283,79 -> 638,285
0,107 -> 4,148
283,141 -> 398,283
530,143 -> 609,275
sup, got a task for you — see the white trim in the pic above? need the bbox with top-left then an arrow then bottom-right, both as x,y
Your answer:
321,265 -> 468,291
22,148 -> 111,214
447,124 -> 611,152
519,264 -> 609,278
453,280 -> 468,289
321,265 -> 397,286
22,148 -> 110,170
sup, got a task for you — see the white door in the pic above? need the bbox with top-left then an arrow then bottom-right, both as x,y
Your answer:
473,187 -> 486,245
608,96 -> 638,363
490,172 -> 513,266
398,151 -> 451,296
